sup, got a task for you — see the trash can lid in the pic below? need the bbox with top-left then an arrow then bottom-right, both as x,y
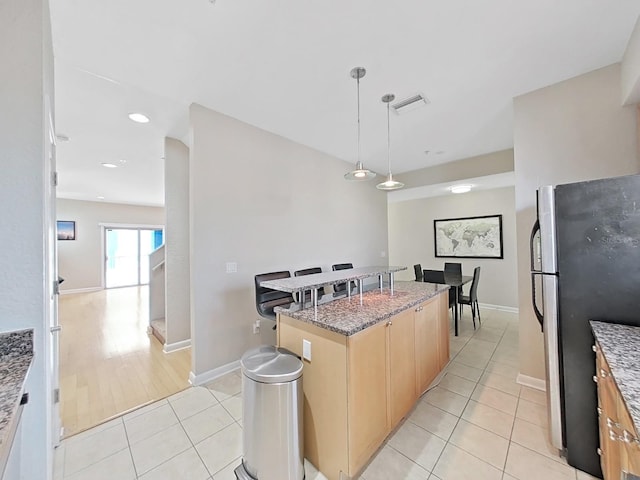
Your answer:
240,345 -> 303,384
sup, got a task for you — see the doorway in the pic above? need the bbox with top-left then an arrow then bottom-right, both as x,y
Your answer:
104,227 -> 163,288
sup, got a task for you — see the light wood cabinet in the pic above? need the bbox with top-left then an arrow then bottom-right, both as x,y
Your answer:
277,290 -> 448,480
594,341 -> 640,479
388,308 -> 417,427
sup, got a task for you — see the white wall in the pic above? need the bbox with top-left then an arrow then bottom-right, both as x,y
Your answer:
57,199 -> 164,292
514,64 -> 639,381
189,104 -> 389,380
388,187 -> 518,309
0,0 -> 55,478
164,138 -> 191,349
622,16 -> 640,105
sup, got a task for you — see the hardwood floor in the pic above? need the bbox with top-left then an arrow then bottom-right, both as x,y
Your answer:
58,286 -> 191,438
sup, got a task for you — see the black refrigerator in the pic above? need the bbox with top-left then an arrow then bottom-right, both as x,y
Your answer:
530,174 -> 640,478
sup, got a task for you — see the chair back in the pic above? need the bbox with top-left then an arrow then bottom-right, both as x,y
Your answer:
294,267 -> 325,301
254,271 -> 294,319
423,269 -> 445,284
413,264 -> 423,282
332,263 -> 353,293
444,262 -> 462,275
470,266 -> 481,301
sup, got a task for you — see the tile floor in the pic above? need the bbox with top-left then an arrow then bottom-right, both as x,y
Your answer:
53,309 -> 600,480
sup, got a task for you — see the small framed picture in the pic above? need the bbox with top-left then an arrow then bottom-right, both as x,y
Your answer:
57,220 -> 76,241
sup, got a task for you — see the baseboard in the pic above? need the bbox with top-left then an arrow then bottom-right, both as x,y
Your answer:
163,339 -> 191,353
516,373 -> 546,391
189,359 -> 241,386
59,287 -> 102,295
478,303 -> 519,314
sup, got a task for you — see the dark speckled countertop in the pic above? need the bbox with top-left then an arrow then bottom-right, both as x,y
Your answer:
276,281 -> 450,336
0,329 -> 33,453
591,321 -> 640,435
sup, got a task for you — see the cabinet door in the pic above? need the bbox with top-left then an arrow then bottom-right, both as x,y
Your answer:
596,346 -> 621,480
617,392 -> 640,476
437,292 -> 450,368
347,320 -> 389,474
415,299 -> 440,395
389,308 -> 417,426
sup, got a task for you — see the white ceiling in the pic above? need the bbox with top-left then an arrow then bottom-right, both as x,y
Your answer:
50,0 -> 640,207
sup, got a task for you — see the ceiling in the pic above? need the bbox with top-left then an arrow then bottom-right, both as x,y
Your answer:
50,0 -> 640,207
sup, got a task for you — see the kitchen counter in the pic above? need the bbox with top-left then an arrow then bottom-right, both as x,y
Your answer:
0,329 -> 33,463
590,321 -> 640,434
276,281 -> 450,336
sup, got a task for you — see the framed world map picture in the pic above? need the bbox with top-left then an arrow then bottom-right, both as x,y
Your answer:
434,214 -> 503,259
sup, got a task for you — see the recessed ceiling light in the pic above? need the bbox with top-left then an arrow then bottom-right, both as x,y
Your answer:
450,184 -> 473,194
101,162 -> 118,168
118,159 -> 127,164
128,113 -> 150,123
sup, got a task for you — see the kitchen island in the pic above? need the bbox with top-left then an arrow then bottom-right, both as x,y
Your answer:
276,281 -> 450,480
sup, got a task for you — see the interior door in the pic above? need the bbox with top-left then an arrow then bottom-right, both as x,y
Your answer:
45,96 -> 61,446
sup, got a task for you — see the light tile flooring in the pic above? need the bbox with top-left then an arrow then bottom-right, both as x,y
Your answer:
54,309 -> 600,480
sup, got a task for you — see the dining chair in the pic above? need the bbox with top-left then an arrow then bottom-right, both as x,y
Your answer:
444,262 -> 462,275
254,271 -> 294,328
413,264 -> 423,282
459,266 -> 481,329
423,270 -> 457,317
332,263 -> 355,295
294,267 -> 324,303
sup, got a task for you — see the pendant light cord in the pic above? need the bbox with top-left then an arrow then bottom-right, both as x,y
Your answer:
386,100 -> 391,175
357,75 -> 361,166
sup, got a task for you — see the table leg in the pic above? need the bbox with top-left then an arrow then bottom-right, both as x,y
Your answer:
454,287 -> 459,336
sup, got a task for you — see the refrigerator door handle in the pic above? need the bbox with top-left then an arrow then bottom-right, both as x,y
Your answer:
530,219 -> 544,330
530,219 -> 540,272
531,272 -> 544,330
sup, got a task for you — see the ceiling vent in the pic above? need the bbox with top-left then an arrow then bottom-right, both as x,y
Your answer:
391,93 -> 429,114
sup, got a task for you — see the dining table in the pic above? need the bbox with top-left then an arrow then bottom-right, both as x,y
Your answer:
424,271 -> 473,337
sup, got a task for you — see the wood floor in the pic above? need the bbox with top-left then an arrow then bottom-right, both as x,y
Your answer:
58,286 -> 191,438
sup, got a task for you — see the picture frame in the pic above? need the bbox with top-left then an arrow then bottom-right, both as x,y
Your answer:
434,214 -> 503,259
57,220 -> 76,241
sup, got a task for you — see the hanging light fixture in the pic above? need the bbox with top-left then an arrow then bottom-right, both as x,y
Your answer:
376,93 -> 405,191
344,67 -> 376,181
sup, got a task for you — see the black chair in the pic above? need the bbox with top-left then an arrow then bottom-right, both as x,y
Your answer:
332,263 -> 355,295
294,267 -> 325,303
254,271 -> 294,322
414,264 -> 423,282
423,269 -> 456,315
459,266 -> 481,329
444,262 -> 462,275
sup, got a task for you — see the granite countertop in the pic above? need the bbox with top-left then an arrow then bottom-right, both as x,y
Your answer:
260,266 -> 407,293
0,329 -> 34,452
591,321 -> 640,435
276,281 -> 450,336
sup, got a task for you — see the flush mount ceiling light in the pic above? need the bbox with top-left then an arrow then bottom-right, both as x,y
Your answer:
101,162 -> 118,168
377,94 -> 404,191
128,112 -> 150,124
344,67 -> 376,181
97,196 -> 105,200
450,184 -> 473,194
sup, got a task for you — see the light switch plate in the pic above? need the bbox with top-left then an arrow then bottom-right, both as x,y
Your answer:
225,262 -> 237,273
302,339 -> 311,361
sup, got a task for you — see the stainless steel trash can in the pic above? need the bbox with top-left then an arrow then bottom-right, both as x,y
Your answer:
235,345 -> 304,480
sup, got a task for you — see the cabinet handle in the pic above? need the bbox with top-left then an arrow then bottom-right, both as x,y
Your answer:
597,447 -> 603,456
600,368 -> 609,378
592,345 -> 598,352
593,375 -> 598,383
607,417 -> 621,430
609,429 -> 621,442
597,406 -> 603,416
387,321 -> 393,326
622,430 -> 639,445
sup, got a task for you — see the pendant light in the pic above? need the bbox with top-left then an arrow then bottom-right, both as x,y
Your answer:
376,93 -> 405,191
344,67 -> 376,181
